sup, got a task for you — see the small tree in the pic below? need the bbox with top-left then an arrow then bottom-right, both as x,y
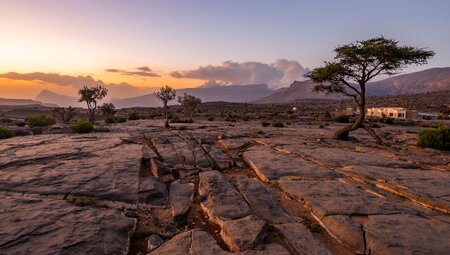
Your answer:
308,36 -> 434,144
178,93 -> 202,121
154,85 -> 176,128
100,103 -> 116,117
78,85 -> 108,124
53,106 -> 77,123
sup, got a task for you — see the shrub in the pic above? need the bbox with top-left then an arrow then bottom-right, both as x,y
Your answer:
178,126 -> 187,130
128,112 -> 140,120
417,126 -> 449,151
272,121 -> 284,128
70,120 -> 94,133
0,127 -> 15,139
261,121 -> 270,127
116,116 -> 127,123
170,116 -> 193,123
25,115 -> 56,127
384,117 -> 395,124
208,116 -> 214,121
105,116 -> 116,124
332,114 -> 350,123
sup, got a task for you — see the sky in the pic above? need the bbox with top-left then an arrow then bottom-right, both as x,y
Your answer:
0,0 -> 449,99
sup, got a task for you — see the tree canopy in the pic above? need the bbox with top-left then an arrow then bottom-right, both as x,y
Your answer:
308,36 -> 434,143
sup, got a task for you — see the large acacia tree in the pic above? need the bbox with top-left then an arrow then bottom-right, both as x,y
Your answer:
308,37 -> 434,144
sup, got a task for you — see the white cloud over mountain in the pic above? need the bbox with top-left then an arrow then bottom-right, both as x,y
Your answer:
170,59 -> 309,88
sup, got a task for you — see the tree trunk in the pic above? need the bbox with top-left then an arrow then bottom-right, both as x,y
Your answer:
164,103 -> 169,128
332,86 -> 384,145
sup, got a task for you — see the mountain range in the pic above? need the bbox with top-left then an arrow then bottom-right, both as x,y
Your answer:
257,67 -> 450,103
3,67 -> 449,108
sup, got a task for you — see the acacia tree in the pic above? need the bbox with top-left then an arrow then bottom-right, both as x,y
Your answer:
308,36 -> 434,144
154,85 -> 176,128
78,85 -> 108,124
178,93 -> 202,121
53,106 -> 77,123
100,103 -> 117,117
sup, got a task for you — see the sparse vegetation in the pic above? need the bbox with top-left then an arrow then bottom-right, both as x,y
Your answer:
332,114 -> 350,123
261,121 -> 270,127
128,112 -> 140,120
417,126 -> 449,151
178,93 -> 202,121
70,119 -> 94,133
0,127 -> 15,139
384,117 -> 395,124
25,115 -> 56,127
67,196 -> 107,208
170,116 -> 193,123
53,107 -> 77,123
100,103 -> 116,118
173,214 -> 188,227
272,121 -> 284,128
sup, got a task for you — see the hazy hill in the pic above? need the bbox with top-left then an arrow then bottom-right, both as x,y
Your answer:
0,97 -> 57,107
112,84 -> 273,108
257,67 -> 450,103
35,90 -> 82,108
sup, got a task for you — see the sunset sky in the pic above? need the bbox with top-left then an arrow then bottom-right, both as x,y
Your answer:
1,0 -> 449,99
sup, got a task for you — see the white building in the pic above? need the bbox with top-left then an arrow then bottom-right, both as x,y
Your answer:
366,107 -> 407,120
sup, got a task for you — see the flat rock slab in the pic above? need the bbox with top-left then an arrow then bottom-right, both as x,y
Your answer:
169,181 -> 194,216
365,214 -> 450,255
275,222 -> 332,255
233,176 -> 292,223
321,215 -> 365,254
149,229 -> 290,255
341,165 -> 450,213
278,146 -> 416,169
138,177 -> 168,207
218,138 -> 252,151
0,194 -> 136,255
221,215 -> 267,252
0,133 -> 142,204
202,145 -> 234,170
151,135 -> 180,166
198,171 -> 252,224
278,180 -> 414,219
243,146 -> 340,182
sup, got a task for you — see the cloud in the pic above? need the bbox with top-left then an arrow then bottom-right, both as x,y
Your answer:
198,80 -> 229,88
170,59 -> 309,88
0,72 -> 157,99
105,66 -> 160,78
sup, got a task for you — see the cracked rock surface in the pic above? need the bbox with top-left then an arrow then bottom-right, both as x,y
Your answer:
2,119 -> 449,255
